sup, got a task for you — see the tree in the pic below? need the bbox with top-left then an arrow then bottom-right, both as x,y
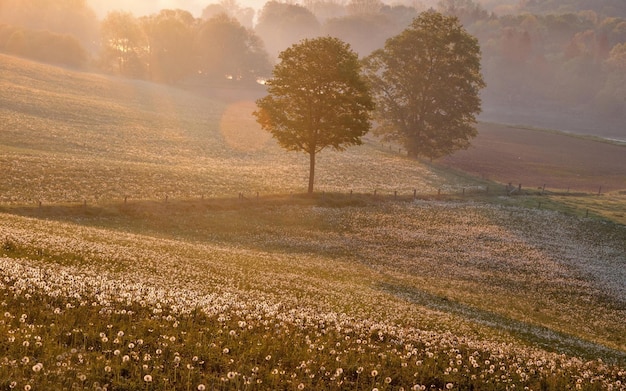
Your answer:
254,37 -> 374,194
141,9 -> 195,83
100,11 -> 147,77
195,14 -> 270,82
202,0 -> 255,29
0,0 -> 99,53
363,11 -> 485,159
255,1 -> 321,59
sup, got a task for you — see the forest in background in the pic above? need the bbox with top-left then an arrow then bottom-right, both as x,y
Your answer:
0,0 -> 625,135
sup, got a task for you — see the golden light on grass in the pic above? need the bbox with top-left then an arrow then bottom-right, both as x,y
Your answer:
219,100 -> 271,152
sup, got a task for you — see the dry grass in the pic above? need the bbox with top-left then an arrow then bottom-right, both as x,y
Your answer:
0,54 -> 625,390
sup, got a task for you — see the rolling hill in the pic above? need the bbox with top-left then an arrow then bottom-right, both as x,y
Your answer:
0,53 -> 476,204
0,54 -> 625,390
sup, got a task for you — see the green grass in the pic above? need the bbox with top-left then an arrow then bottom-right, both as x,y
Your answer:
0,54 -> 625,390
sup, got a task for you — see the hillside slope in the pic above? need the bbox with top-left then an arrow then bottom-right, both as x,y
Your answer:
0,54 -> 474,204
0,54 -> 625,390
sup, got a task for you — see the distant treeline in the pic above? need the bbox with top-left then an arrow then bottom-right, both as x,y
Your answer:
0,0 -> 624,118
0,25 -> 87,67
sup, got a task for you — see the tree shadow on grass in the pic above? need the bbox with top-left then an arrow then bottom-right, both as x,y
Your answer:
379,282 -> 626,365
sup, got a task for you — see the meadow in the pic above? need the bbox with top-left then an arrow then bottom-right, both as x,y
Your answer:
0,54 -> 625,390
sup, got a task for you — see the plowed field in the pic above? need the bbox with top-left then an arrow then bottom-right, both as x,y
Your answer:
439,122 -> 626,193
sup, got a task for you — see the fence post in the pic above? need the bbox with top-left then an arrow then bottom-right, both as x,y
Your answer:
413,189 -> 416,199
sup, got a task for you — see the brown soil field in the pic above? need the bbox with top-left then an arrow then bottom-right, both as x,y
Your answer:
438,122 -> 626,193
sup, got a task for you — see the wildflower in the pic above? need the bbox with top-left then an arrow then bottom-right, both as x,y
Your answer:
32,363 -> 43,372
371,369 -> 378,377
222,348 -> 229,354
227,371 -> 236,379
197,385 -> 206,391
144,375 -> 152,382
446,383 -> 454,389
385,377 -> 392,384
104,365 -> 112,373
24,385 -> 31,391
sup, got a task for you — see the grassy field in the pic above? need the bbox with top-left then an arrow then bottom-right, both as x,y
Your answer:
438,122 -> 626,226
0,54 -> 625,390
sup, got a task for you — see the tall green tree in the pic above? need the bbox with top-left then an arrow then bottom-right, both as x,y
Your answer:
254,37 -> 374,194
364,11 -> 485,159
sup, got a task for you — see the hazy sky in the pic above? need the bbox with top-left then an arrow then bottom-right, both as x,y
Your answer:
87,0 -> 268,18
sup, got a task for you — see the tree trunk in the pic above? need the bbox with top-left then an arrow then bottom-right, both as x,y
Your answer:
308,151 -> 316,194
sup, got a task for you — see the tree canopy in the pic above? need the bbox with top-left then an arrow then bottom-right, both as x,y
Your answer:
364,11 -> 485,160
254,36 -> 374,194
